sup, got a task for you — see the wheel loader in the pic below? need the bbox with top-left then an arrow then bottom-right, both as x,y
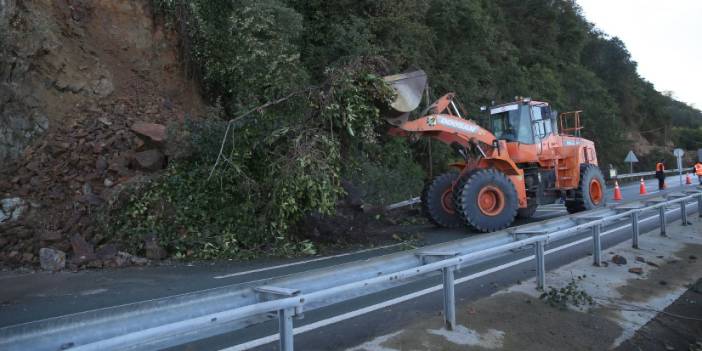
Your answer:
383,70 -> 606,232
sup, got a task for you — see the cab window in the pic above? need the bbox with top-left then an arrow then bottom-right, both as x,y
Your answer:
490,105 -> 534,144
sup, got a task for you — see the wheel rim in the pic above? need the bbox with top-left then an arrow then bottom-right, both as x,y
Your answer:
440,188 -> 455,214
477,185 -> 505,216
589,179 -> 603,205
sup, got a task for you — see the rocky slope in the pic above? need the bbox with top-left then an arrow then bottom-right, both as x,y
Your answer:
0,0 -> 203,269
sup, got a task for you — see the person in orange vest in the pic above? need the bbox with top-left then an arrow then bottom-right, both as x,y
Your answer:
655,159 -> 666,190
695,161 -> 702,185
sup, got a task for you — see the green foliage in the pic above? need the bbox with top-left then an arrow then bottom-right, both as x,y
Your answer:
109,61 -> 397,259
540,277 -> 594,310
344,138 -> 425,205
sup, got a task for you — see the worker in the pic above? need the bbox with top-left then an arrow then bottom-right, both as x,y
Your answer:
695,161 -> 702,185
655,159 -> 666,190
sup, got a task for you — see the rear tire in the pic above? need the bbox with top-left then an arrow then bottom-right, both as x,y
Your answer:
421,171 -> 463,228
457,169 -> 518,232
566,164 -> 606,214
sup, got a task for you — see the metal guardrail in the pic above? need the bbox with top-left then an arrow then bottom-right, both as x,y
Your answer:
614,167 -> 693,181
2,188 -> 702,351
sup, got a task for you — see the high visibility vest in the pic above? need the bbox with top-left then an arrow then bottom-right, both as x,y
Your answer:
656,163 -> 664,172
695,163 -> 702,176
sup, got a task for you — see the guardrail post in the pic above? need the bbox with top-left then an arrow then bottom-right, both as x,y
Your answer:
592,225 -> 601,266
631,211 -> 639,249
698,194 -> 702,218
278,308 -> 294,351
535,241 -> 545,290
659,206 -> 667,236
442,266 -> 456,330
681,200 -> 689,225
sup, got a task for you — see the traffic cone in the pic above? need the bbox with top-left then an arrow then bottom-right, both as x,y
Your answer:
639,178 -> 647,195
686,173 -> 692,185
613,181 -> 622,201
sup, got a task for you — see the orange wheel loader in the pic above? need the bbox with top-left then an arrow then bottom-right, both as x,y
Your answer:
383,70 -> 606,232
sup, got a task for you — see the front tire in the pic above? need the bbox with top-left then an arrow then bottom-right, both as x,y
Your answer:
421,171 -> 463,228
457,169 -> 519,232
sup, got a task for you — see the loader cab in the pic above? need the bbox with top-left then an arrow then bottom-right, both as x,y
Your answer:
489,99 -> 557,144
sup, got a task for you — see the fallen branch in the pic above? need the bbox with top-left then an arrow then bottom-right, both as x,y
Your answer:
208,86 -> 317,180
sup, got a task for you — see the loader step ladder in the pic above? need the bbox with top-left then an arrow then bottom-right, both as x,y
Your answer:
553,156 -> 573,188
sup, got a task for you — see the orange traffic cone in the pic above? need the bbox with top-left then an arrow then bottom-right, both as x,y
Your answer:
686,173 -> 692,185
613,181 -> 622,201
639,178 -> 647,195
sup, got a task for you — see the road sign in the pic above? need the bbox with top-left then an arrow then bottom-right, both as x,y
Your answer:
624,150 -> 638,173
674,148 -> 684,186
624,150 -> 638,163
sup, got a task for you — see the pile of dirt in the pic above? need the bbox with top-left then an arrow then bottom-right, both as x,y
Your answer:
0,0 -> 203,270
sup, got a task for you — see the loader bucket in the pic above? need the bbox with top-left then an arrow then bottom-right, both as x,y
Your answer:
382,70 -> 427,125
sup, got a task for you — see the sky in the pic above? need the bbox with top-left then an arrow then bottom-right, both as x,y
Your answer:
577,0 -> 702,109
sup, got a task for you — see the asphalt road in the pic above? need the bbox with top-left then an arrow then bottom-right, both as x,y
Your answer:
0,175 -> 694,350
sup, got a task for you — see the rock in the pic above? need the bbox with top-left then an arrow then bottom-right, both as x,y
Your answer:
78,193 -> 103,206
628,267 -> 644,275
39,248 -> 66,271
70,234 -> 95,264
39,230 -> 63,242
113,251 -> 132,267
112,251 -> 148,267
131,122 -> 166,145
611,255 -> 627,265
341,180 -> 363,207
95,156 -> 108,172
635,256 -> 645,263
144,235 -> 166,260
646,261 -> 660,268
690,255 -> 698,260
133,149 -> 165,171
21,252 -> 34,262
0,197 -> 28,223
86,260 -> 103,269
92,77 -> 114,97
103,178 -> 114,188
131,256 -> 149,266
96,244 -> 118,260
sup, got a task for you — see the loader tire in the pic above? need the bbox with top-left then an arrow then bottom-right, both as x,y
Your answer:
421,171 -> 463,228
452,169 -> 478,228
458,169 -> 518,232
566,164 -> 606,214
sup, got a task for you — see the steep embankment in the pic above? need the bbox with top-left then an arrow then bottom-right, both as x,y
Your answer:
0,0 -> 202,268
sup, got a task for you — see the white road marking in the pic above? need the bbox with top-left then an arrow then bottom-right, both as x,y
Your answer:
221,205 -> 689,350
213,243 -> 405,279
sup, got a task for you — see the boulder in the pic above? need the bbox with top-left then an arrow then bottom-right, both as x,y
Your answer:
39,248 -> 66,271
133,149 -> 165,171
131,122 -> 166,145
70,234 -> 96,264
611,255 -> 627,265
144,235 -> 166,260
0,197 -> 28,223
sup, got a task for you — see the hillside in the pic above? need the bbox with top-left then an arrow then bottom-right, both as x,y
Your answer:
1,0 -> 701,268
